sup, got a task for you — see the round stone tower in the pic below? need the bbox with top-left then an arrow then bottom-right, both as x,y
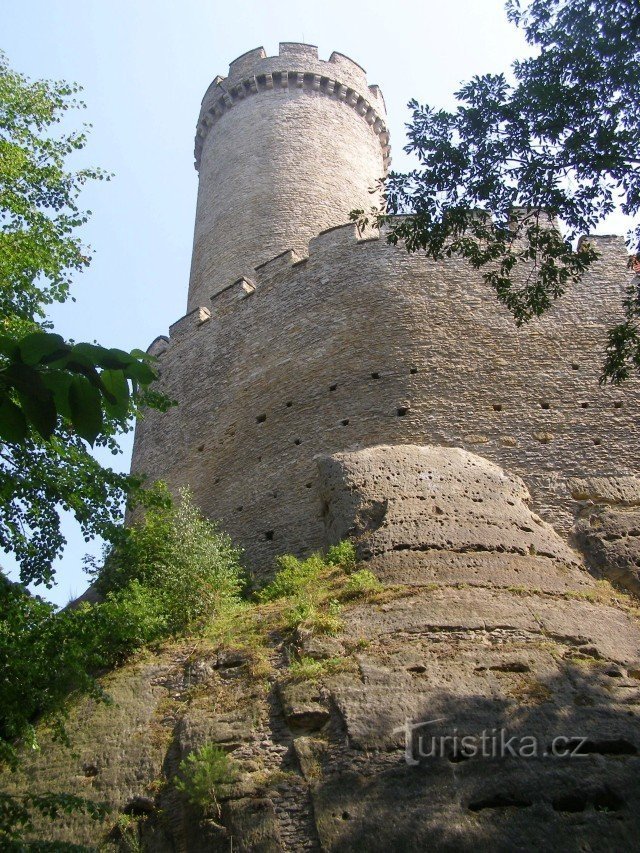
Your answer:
187,42 -> 390,311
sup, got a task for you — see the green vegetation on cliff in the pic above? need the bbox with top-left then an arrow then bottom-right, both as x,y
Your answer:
0,476 -> 366,845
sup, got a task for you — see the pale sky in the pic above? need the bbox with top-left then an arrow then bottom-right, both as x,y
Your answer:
1,1 -> 622,604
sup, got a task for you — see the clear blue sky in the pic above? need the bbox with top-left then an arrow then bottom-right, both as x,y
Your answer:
1,1 -> 623,605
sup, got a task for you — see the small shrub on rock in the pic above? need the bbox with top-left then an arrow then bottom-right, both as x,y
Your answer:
342,569 -> 382,600
174,744 -> 239,813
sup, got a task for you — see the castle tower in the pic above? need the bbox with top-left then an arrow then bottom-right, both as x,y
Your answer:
132,42 -> 636,577
187,43 -> 389,310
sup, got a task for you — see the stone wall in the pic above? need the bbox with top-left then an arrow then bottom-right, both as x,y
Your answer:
131,224 -> 639,576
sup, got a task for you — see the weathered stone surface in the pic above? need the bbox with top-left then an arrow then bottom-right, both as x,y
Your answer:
576,506 -> 640,595
569,475 -> 640,506
278,681 -> 331,733
297,630 -> 345,660
317,444 -> 580,567
365,550 -> 592,594
221,797 -> 283,852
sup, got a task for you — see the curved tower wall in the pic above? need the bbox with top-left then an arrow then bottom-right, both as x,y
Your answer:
131,43 -> 640,576
187,43 -> 389,311
132,225 -> 639,573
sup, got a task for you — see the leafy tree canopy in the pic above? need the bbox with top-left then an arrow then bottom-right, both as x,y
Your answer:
0,51 -> 170,587
354,0 -> 640,382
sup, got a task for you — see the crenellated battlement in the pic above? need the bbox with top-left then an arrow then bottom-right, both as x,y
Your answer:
195,42 -> 389,171
160,225 -> 631,349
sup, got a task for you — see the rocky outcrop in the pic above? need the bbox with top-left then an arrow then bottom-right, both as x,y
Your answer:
571,476 -> 640,596
5,446 -> 640,851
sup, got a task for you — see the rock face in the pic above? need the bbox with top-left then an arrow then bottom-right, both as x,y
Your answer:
6,445 -> 640,851
571,476 -> 640,596
318,443 -> 580,575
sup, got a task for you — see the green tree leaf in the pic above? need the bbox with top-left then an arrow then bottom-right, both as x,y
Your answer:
0,396 -> 28,443
18,332 -> 68,366
16,387 -> 56,440
99,369 -> 129,421
68,375 -> 103,444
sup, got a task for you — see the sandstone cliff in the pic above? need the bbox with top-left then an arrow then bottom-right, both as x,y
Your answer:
5,446 -> 640,851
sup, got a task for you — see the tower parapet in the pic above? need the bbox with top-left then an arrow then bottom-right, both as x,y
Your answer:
187,43 -> 388,311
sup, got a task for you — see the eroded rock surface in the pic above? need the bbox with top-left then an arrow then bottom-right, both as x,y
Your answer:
572,475 -> 640,596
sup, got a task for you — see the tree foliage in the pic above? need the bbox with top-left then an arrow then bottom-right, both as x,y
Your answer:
0,51 -> 170,586
354,0 -> 640,382
0,485 -> 245,851
0,489 -> 245,765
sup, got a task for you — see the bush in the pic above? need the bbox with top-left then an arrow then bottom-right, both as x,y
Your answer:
174,744 -> 239,813
257,553 -> 324,602
0,579 -> 98,764
0,489 -> 246,767
95,485 -> 245,633
326,540 -> 357,573
87,581 -> 168,664
342,569 -> 382,600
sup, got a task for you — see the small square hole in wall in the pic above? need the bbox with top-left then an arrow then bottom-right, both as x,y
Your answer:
330,383 -> 337,392
571,363 -> 580,370
593,438 -> 602,446
256,413 -> 267,423
294,438 -> 301,445
410,367 -> 418,375
492,404 -> 502,412
341,418 -> 350,426
614,401 -> 624,408
397,406 -> 408,417
197,443 -> 205,451
581,402 -> 589,408
264,530 -> 274,541
540,402 -> 550,410
371,372 -> 380,379
286,401 -> 293,407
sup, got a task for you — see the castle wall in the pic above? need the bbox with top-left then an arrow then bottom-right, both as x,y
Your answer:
187,43 -> 389,310
131,226 -> 639,576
